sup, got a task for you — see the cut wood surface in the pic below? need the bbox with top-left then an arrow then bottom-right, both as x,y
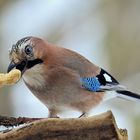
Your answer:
0,111 -> 128,140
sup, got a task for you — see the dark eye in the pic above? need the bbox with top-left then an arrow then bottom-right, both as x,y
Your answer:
25,45 -> 32,55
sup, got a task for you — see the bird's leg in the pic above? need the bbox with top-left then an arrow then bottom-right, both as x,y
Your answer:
78,112 -> 87,118
48,108 -> 59,118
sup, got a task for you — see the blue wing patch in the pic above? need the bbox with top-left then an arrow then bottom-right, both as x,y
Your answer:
81,69 -> 124,92
81,77 -> 101,92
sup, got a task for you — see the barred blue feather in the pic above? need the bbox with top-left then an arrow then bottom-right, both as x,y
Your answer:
81,77 -> 101,91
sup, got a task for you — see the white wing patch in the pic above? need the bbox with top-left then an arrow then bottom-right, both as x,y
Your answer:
95,68 -> 125,92
103,73 -> 112,82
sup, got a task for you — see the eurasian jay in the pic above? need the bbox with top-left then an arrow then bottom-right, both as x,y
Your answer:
7,36 -> 140,118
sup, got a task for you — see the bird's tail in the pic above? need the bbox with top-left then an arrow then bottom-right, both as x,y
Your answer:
101,83 -> 140,102
103,88 -> 140,102
116,90 -> 140,102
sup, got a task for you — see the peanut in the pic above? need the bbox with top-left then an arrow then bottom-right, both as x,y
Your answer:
0,69 -> 21,86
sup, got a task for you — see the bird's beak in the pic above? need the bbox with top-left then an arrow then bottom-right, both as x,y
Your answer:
7,60 -> 27,73
7,61 -> 17,73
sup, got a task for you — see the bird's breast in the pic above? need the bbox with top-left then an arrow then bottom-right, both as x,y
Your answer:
22,64 -> 46,88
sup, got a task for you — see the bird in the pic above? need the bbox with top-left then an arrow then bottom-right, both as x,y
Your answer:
7,36 -> 140,118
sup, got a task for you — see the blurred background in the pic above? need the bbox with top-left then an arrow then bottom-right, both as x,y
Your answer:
0,0 -> 140,139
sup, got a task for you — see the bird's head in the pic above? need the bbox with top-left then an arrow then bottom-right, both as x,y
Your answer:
7,37 -> 46,75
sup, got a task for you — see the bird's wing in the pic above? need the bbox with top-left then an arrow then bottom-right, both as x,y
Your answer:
81,68 -> 125,92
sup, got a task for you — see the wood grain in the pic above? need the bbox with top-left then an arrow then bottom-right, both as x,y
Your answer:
0,111 -> 128,140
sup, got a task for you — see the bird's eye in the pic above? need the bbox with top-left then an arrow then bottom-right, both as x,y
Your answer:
25,45 -> 32,55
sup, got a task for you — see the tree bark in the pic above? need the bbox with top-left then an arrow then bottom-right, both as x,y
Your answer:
0,111 -> 128,140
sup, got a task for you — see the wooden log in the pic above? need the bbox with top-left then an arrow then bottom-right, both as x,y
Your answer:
0,115 -> 41,127
0,111 -> 128,140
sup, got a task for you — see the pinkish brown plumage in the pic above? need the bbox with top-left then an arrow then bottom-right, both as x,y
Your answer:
7,36 -> 140,118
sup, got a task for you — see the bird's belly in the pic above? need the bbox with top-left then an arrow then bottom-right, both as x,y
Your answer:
30,88 -> 104,113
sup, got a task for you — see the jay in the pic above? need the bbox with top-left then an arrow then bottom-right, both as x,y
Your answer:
7,36 -> 140,118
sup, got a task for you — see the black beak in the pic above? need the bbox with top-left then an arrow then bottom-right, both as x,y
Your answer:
7,61 -> 17,73
7,61 -> 27,73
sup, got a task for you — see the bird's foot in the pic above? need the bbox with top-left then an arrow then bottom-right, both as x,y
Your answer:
49,114 -> 59,118
78,112 -> 87,118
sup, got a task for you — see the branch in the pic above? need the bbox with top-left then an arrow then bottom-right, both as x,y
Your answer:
0,116 -> 41,127
0,111 -> 128,140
